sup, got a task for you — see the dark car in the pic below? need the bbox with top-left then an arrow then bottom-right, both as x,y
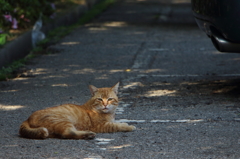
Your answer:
191,0 -> 240,52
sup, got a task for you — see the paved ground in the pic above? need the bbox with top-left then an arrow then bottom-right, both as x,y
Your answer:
1,0 -> 240,158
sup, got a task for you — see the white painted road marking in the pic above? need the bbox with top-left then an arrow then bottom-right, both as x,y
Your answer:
137,74 -> 240,78
115,119 -> 146,123
115,119 -> 205,123
95,138 -> 114,145
150,119 -> 204,123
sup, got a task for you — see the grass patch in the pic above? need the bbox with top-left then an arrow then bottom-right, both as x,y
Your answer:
0,58 -> 26,80
0,0 -> 116,81
46,0 -> 116,41
35,0 -> 115,48
77,0 -> 115,25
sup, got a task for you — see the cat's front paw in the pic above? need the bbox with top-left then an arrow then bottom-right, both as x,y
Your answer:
82,131 -> 96,140
118,123 -> 136,132
129,125 -> 136,131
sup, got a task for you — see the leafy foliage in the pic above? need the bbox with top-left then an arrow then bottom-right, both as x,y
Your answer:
0,0 -> 55,31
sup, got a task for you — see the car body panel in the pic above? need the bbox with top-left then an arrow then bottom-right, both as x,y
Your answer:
192,0 -> 240,52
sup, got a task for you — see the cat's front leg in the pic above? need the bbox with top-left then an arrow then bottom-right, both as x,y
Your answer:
97,122 -> 136,133
60,127 -> 96,139
116,122 -> 136,132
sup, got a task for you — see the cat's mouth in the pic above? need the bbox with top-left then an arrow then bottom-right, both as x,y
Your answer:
101,105 -> 113,113
102,107 -> 110,112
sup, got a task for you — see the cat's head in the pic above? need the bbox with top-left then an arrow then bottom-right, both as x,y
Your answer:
89,82 -> 119,114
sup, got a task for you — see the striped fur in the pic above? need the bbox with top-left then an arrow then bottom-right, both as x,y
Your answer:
19,82 -> 136,139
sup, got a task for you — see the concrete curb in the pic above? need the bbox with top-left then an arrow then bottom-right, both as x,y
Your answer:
0,0 -> 100,68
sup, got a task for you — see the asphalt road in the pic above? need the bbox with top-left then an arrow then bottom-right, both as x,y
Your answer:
1,0 -> 240,158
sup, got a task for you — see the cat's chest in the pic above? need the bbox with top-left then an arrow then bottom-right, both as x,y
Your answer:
110,118 -> 115,123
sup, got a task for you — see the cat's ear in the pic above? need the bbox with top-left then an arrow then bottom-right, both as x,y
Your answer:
112,82 -> 119,95
89,85 -> 98,96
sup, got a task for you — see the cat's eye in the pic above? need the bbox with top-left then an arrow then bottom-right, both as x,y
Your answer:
97,98 -> 103,101
108,98 -> 113,101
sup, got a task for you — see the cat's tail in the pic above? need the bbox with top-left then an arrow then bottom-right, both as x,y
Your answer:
19,120 -> 49,139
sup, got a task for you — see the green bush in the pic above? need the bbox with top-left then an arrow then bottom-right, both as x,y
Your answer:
0,0 -> 55,32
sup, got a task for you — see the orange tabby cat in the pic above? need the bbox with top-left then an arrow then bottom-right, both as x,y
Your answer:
19,82 -> 136,139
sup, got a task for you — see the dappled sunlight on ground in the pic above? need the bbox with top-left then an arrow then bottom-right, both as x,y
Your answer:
231,57 -> 240,62
71,68 -> 96,74
139,69 -> 166,73
135,0 -> 190,4
144,89 -> 177,97
108,144 -> 132,150
123,82 -> 143,89
109,69 -> 125,73
102,22 -> 128,27
0,89 -> 19,93
87,27 -> 109,32
121,74 -> 240,99
41,74 -> 68,79
60,42 -> 80,45
172,0 -> 190,4
0,105 -> 25,111
51,83 -> 69,87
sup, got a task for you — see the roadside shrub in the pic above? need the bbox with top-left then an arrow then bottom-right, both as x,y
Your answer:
0,0 -> 55,32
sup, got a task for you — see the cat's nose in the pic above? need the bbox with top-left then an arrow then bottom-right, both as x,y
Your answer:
103,101 -> 108,106
103,104 -> 108,107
